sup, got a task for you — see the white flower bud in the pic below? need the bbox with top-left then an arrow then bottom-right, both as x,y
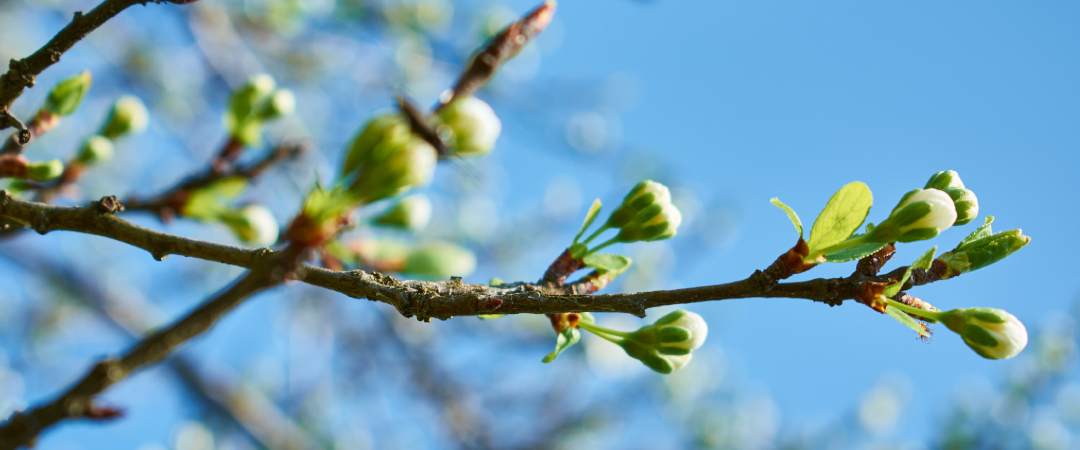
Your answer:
618,309 -> 708,374
436,96 -> 501,157
869,188 -> 957,243
942,308 -> 1028,360
896,189 -> 956,234
76,135 -> 114,165
604,180 -> 673,229
27,159 -> 64,182
615,202 -> 682,243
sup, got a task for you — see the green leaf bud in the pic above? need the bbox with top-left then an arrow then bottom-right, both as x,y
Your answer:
617,310 -> 708,374
435,96 -> 502,157
222,205 -> 280,247
27,159 -> 64,182
924,170 -> 965,191
936,229 -> 1030,279
403,242 -> 477,280
76,135 -> 115,165
941,308 -> 1027,360
43,71 -> 92,116
373,195 -> 433,232
870,188 -> 956,243
100,96 -> 149,140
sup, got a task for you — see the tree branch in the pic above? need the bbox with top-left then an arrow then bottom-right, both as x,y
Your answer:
0,245 -> 303,450
0,191 -> 945,323
0,0 -> 195,132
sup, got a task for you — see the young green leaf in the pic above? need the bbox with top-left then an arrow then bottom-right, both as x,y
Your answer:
958,216 -> 994,250
770,198 -> 803,238
883,246 -> 936,298
574,199 -> 603,244
582,253 -> 632,276
885,306 -> 930,338
542,327 -> 581,363
807,181 -> 873,252
823,241 -> 887,263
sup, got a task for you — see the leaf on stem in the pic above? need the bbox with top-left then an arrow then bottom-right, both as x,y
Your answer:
770,197 -> 802,238
883,246 -> 936,298
574,198 -> 602,244
885,306 -> 931,338
807,181 -> 873,252
823,241 -> 887,263
542,327 -> 580,363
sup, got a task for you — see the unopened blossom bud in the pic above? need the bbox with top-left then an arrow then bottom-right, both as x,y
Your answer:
869,189 -> 957,243
256,89 -> 296,121
222,205 -> 280,247
605,180 -> 672,228
924,170 -> 978,226
936,229 -> 1030,280
341,113 -> 411,177
619,310 -> 708,374
941,308 -> 1027,360
435,96 -> 501,157
224,74 -> 278,146
76,135 -> 115,165
347,135 -> 437,204
27,159 -> 64,182
403,242 -> 477,280
614,202 -> 682,243
924,170 -> 965,191
100,96 -> 149,140
43,71 -> 92,117
373,195 -> 432,231
943,187 -> 978,226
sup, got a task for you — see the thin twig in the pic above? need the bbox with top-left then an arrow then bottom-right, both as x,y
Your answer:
0,245 -> 304,450
0,249 -> 317,450
0,192 -> 945,322
0,0 -> 197,133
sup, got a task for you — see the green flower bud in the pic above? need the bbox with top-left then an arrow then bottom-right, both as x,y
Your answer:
936,229 -> 1030,279
100,96 -> 149,140
27,159 -> 65,182
435,96 -> 501,157
619,310 -> 708,374
403,242 -> 477,280
224,74 -> 277,146
256,89 -> 295,121
605,180 -> 672,228
869,188 -> 956,243
43,71 -> 92,116
76,135 -> 115,165
341,113 -> 412,178
941,308 -> 1027,360
221,205 -> 280,247
373,195 -> 432,232
942,187 -> 978,226
347,135 -> 437,204
924,170 -> 965,191
615,202 -> 682,243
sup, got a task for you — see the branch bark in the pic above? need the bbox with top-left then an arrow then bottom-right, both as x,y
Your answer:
0,191 -> 944,323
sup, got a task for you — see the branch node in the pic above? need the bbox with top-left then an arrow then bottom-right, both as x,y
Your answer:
94,196 -> 124,214
32,211 -> 50,234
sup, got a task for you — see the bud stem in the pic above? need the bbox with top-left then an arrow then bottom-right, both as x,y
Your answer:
582,225 -> 611,246
885,299 -> 943,323
587,237 -> 620,255
577,321 -> 629,343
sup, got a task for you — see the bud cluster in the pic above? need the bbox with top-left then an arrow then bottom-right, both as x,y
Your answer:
577,310 -> 708,374
223,74 -> 295,147
574,180 -> 683,257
